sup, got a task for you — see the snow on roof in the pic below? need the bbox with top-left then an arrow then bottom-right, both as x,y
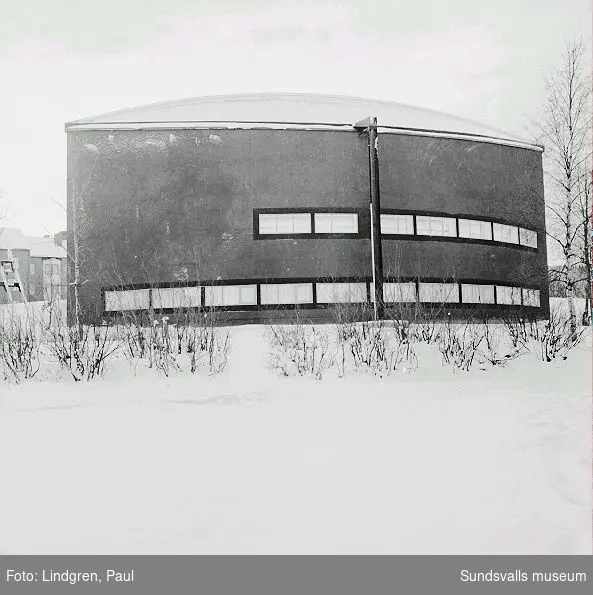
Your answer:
0,228 -> 67,258
65,93 -> 540,150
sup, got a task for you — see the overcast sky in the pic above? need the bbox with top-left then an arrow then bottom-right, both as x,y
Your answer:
0,0 -> 590,236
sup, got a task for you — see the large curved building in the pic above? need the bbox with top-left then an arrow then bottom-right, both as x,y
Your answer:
65,93 -> 548,323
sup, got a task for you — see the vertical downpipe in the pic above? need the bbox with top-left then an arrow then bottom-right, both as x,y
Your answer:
368,118 -> 384,320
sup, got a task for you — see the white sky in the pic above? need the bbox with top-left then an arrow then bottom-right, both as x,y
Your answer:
0,0 -> 590,236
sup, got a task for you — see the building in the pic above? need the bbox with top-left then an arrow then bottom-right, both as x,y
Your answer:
0,227 -> 68,304
65,93 -> 548,324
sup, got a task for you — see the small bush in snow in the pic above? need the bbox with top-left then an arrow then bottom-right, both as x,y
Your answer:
267,314 -> 333,379
118,307 -> 230,376
502,315 -> 531,352
438,321 -> 484,372
533,307 -> 585,362
45,322 -> 119,382
330,301 -> 417,377
0,307 -> 40,383
478,319 -> 527,367
40,299 -> 119,382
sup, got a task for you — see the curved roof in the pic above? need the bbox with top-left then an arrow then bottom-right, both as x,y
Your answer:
66,93 -> 541,151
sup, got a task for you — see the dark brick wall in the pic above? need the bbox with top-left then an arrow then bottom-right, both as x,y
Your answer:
379,134 -> 548,315
66,127 -> 548,322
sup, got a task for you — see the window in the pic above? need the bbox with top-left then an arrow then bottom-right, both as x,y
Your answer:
30,284 -> 35,296
258,213 -> 311,235
260,283 -> 313,305
496,286 -> 521,305
383,282 -> 416,302
461,284 -> 495,304
315,282 -> 367,303
314,213 -> 358,234
458,219 -> 493,241
152,286 -> 202,309
522,288 -> 540,307
416,216 -> 456,237
418,282 -> 459,303
205,285 -> 257,306
30,263 -> 35,276
519,228 -> 538,248
493,223 -> 519,244
380,214 -> 414,235
105,289 -> 150,311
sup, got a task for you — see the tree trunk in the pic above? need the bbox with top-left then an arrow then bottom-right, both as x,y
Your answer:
565,191 -> 578,337
584,211 -> 592,325
71,178 -> 83,337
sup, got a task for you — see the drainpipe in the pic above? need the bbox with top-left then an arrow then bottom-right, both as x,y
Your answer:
355,116 -> 384,320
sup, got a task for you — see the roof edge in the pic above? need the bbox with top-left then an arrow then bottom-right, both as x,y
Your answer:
64,119 -> 543,152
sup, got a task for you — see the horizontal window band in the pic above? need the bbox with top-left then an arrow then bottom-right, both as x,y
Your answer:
254,207 -> 540,230
254,206 -> 541,230
102,279 -> 543,315
379,208 -> 541,230
252,208 -> 539,249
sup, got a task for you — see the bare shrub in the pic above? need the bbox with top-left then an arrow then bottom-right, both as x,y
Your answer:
0,306 -> 40,383
266,311 -> 333,379
438,321 -> 484,372
502,313 -> 531,351
533,307 -> 586,362
330,299 -> 417,376
44,315 -> 120,382
118,305 -> 230,376
478,315 -> 528,367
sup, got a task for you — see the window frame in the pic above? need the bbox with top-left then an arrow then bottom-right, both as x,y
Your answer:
104,288 -> 151,312
380,214 -> 415,235
258,212 -> 312,235
519,227 -> 538,248
493,222 -> 520,244
460,283 -> 495,304
314,212 -> 359,234
458,218 -> 493,241
315,282 -> 368,304
418,282 -> 460,303
260,283 -> 314,305
204,284 -> 258,307
522,288 -> 541,307
415,215 -> 457,238
495,285 -> 522,305
152,286 -> 202,309
383,282 -> 417,302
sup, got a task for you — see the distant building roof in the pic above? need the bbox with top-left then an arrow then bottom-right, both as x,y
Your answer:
65,92 -> 541,151
0,227 -> 67,258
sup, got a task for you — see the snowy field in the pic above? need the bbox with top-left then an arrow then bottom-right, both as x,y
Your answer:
0,299 -> 591,554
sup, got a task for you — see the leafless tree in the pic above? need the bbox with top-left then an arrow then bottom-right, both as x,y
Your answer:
535,38 -> 592,334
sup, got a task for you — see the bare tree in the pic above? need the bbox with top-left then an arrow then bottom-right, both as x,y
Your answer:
535,38 -> 592,334
574,159 -> 592,322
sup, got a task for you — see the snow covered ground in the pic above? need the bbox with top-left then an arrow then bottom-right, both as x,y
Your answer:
0,299 -> 591,554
